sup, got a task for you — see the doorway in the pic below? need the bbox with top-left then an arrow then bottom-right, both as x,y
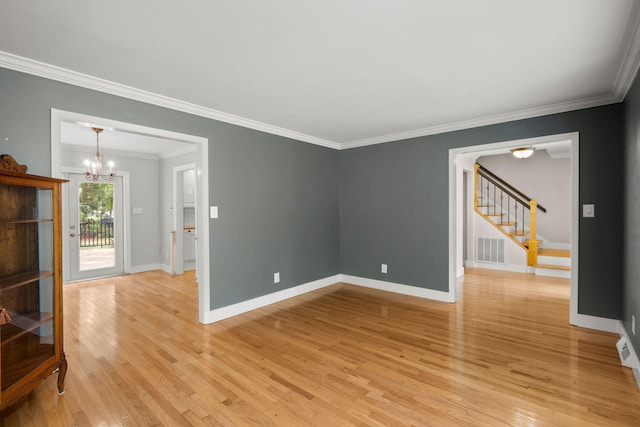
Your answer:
448,132 -> 580,324
67,173 -> 124,281
172,164 -> 197,277
51,109 -> 212,324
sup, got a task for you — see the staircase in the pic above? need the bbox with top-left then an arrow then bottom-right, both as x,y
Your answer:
536,248 -> 571,278
474,163 -> 570,278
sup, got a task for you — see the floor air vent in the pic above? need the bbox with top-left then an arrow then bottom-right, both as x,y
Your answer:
476,237 -> 506,264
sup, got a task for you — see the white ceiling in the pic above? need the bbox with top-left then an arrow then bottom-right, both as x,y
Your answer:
2,1 -> 640,149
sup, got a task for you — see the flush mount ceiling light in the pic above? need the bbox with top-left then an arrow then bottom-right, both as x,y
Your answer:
511,147 -> 535,159
84,127 -> 115,181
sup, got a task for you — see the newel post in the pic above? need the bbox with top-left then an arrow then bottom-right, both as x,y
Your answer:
528,200 -> 538,266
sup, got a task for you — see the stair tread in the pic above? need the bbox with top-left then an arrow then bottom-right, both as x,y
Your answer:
486,213 -> 504,217
538,249 -> 571,258
499,222 -> 516,226
511,231 -> 529,236
535,263 -> 571,271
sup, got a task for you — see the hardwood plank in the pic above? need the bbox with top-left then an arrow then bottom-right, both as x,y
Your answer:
1,268 -> 639,425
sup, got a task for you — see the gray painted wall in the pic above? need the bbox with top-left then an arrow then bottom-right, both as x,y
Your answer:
0,68 -> 340,309
476,151 -> 571,244
0,66 -> 625,320
61,148 -> 162,268
623,74 -> 640,353
340,105 -> 624,318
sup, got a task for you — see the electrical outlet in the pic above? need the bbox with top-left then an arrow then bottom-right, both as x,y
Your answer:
381,264 -> 387,274
633,315 -> 636,335
274,272 -> 280,284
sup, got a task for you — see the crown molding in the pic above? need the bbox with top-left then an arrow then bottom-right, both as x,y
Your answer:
1,50 -> 634,152
341,93 -> 621,149
0,51 -> 341,150
613,1 -> 640,100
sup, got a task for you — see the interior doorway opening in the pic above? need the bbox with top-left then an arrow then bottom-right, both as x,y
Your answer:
51,109 -> 212,323
448,132 -> 579,325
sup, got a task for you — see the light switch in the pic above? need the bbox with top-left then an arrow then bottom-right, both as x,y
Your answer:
133,207 -> 144,215
210,206 -> 218,219
583,204 -> 595,218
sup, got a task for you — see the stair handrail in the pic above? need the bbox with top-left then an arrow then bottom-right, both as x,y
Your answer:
476,164 -> 546,213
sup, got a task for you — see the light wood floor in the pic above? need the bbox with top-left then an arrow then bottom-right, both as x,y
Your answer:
2,268 -> 640,426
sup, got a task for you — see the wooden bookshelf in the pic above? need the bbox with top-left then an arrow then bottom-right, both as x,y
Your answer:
0,155 -> 68,409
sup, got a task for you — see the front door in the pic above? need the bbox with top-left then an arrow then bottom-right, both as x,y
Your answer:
67,173 -> 124,281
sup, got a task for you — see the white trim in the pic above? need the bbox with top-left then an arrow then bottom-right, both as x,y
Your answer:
204,275 -> 341,323
613,1 -> 640,100
449,132 -> 580,318
618,321 -> 640,389
569,135 -> 580,326
343,96 -> 617,149
172,163 -> 197,276
341,275 -> 453,303
570,313 -> 621,334
2,51 -> 635,151
129,264 -> 164,274
3,52 -> 338,150
52,109 -> 211,324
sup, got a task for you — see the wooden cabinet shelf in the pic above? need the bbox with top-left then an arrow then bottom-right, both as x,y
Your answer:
0,218 -> 53,224
1,312 -> 54,345
0,270 -> 54,292
0,155 -> 67,409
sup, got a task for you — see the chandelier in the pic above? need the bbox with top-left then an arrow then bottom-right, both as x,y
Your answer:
84,127 -> 115,181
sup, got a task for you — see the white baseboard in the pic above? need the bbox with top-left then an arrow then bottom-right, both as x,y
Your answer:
341,275 -> 453,303
203,274 -> 341,323
618,321 -> 640,390
129,263 -> 164,274
571,313 -> 620,333
456,267 -> 464,278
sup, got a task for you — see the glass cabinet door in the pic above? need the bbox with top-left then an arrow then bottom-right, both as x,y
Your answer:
0,184 -> 56,391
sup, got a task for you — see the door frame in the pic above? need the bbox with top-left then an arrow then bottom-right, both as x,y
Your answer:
51,109 -> 212,324
448,132 -> 581,325
173,163 -> 197,276
61,168 -> 131,282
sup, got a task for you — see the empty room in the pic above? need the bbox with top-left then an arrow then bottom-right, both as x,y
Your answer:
1,1 -> 640,425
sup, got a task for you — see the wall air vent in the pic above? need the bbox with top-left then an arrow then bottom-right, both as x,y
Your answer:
475,237 -> 506,264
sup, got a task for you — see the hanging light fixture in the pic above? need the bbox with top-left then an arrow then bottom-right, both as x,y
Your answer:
511,147 -> 535,159
84,127 -> 115,181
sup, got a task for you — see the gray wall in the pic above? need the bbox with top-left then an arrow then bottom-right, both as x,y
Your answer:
623,73 -> 640,353
0,66 -> 625,320
61,148 -> 162,268
0,67 -> 340,309
476,150 -> 571,244
340,105 -> 624,318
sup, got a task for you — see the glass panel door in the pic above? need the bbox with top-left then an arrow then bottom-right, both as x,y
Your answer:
68,174 -> 124,281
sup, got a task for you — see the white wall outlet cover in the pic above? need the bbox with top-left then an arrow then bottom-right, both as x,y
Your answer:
210,206 -> 218,219
274,272 -> 280,283
132,207 -> 144,215
381,264 -> 388,274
